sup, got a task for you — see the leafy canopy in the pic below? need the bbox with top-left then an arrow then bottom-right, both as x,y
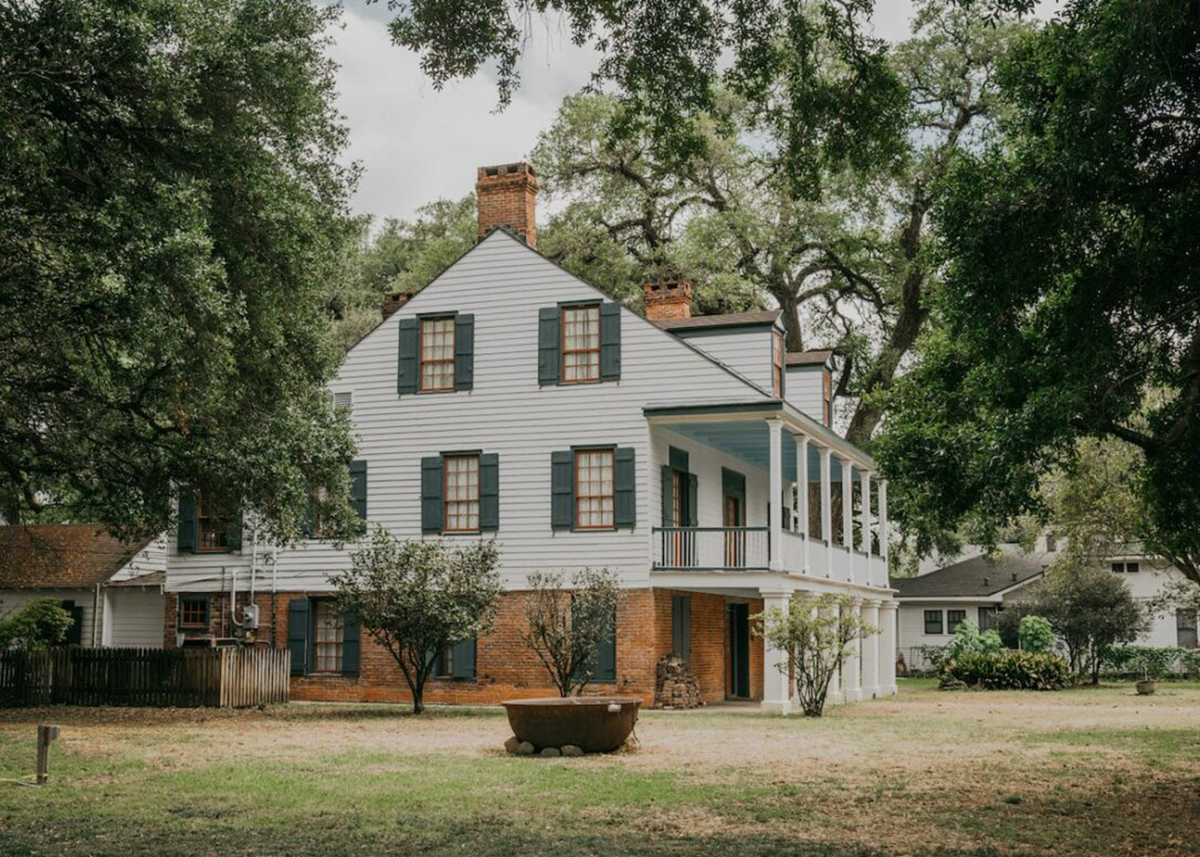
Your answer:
0,0 -> 358,542
520,569 -> 621,697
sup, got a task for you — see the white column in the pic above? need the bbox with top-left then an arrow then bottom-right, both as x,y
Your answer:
819,446 -> 833,577
879,601 -> 898,696
796,435 -> 809,573
860,470 -> 872,555
861,599 -> 881,699
761,590 -> 792,714
878,479 -> 889,568
767,418 -> 783,571
842,598 -> 862,702
826,602 -> 844,705
841,457 -> 854,551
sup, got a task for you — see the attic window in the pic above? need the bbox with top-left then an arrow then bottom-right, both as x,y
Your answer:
420,316 -> 456,392
562,304 -> 601,383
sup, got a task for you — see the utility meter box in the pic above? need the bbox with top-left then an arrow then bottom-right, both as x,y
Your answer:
241,603 -> 260,630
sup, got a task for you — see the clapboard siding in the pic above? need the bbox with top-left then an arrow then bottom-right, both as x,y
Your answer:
167,231 -> 769,593
104,589 -> 167,648
0,588 -> 102,646
677,328 -> 775,394
786,366 -> 825,423
112,536 -> 168,581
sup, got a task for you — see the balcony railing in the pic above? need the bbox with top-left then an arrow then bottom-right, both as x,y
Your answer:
652,527 -> 769,570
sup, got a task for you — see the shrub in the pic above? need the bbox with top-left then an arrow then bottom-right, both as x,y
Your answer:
0,599 -> 75,650
1018,615 -> 1055,655
1101,645 -> 1184,679
939,650 -> 1070,691
946,620 -> 1003,659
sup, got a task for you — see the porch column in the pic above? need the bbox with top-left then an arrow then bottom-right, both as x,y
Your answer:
819,446 -> 833,577
842,598 -> 862,702
767,418 -> 783,571
861,599 -> 881,699
860,470 -> 872,555
878,479 -> 889,568
841,456 -> 854,551
796,435 -> 810,573
879,600 -> 898,696
761,590 -> 792,714
826,602 -> 844,705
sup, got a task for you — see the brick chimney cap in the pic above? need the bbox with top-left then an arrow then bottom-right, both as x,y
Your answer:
478,162 -> 537,179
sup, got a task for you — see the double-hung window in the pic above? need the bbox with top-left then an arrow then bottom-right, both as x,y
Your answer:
312,600 -> 345,674
575,448 -> 615,529
947,609 -> 966,634
420,316 -> 456,392
444,454 -> 481,533
196,491 -> 230,552
924,610 -> 944,635
1112,561 -> 1139,573
562,304 -> 601,383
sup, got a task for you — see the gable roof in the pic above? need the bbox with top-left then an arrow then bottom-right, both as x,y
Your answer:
786,349 -> 833,367
0,525 -> 152,590
652,310 -> 782,332
891,552 -> 1051,599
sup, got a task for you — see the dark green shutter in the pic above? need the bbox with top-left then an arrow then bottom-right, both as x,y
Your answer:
600,301 -> 621,381
349,460 -> 368,522
668,446 -> 689,472
661,465 -> 674,527
454,313 -> 474,390
342,612 -> 360,676
538,307 -> 560,386
61,601 -> 83,646
614,447 -> 636,528
421,456 -> 444,533
397,317 -> 419,394
686,473 -> 698,527
227,508 -> 243,552
480,453 -> 499,531
177,491 -> 197,553
453,637 -> 476,679
594,613 -> 617,682
671,595 -> 691,664
287,598 -> 310,675
551,450 -> 574,530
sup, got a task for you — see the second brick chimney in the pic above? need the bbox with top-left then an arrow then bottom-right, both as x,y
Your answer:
643,281 -> 693,320
476,162 -> 538,247
381,291 -> 410,320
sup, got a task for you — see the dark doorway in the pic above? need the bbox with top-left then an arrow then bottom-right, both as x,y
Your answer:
725,602 -> 751,699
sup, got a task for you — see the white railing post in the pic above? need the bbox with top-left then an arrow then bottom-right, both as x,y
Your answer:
796,435 -> 809,574
767,418 -> 783,571
819,446 -> 833,578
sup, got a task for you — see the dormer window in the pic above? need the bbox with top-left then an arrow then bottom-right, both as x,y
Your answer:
562,304 -> 601,383
420,316 -> 456,392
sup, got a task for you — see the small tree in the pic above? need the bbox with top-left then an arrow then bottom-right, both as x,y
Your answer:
1018,615 -> 1055,655
521,569 -> 621,697
0,599 -> 74,650
946,620 -> 1002,659
755,593 -> 879,717
332,526 -> 502,714
1033,560 -> 1148,685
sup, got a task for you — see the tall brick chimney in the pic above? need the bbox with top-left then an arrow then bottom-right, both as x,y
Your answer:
476,162 -> 539,248
643,281 -> 693,320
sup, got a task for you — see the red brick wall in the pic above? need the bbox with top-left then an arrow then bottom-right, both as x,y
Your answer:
166,587 -> 764,706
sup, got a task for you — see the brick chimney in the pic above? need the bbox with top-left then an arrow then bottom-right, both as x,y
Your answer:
476,162 -> 538,247
643,281 -> 693,320
381,291 -> 410,320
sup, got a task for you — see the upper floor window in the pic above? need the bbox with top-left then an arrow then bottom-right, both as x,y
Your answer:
772,331 -> 784,397
197,491 -> 231,552
312,600 -> 345,674
1112,561 -> 1140,573
444,454 -> 481,533
420,316 -> 456,392
562,304 -> 601,383
575,448 -> 615,529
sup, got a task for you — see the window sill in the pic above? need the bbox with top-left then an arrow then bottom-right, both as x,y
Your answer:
432,676 -> 478,683
301,672 -> 358,681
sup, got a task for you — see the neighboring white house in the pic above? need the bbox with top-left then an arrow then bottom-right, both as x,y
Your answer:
0,524 -> 167,648
162,161 -> 899,713
893,542 -> 1199,671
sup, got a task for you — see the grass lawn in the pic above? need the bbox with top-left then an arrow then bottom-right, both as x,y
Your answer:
2,679 -> 1199,856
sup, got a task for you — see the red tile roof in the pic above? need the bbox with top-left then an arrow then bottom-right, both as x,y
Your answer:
0,525 -> 153,590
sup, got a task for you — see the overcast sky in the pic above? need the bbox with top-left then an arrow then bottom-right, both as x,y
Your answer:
326,2 -> 1029,224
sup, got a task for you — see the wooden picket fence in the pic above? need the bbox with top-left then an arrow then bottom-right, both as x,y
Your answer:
0,646 -> 290,708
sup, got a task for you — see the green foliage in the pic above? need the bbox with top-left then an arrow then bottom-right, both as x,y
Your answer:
0,0 -> 357,541
939,650 -> 1070,691
520,569 -> 622,697
1017,615 -> 1055,655
0,599 -> 75,651
333,526 -> 502,713
755,593 -> 879,717
946,620 -> 1003,659
1101,646 -> 1187,680
876,0 -> 1200,583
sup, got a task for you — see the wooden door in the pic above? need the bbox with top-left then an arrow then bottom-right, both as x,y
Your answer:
724,493 -> 743,567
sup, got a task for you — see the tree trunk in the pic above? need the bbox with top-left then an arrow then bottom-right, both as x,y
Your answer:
775,286 -> 804,353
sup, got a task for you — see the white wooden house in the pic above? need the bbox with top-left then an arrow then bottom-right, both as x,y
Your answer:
0,524 -> 166,648
163,162 -> 898,712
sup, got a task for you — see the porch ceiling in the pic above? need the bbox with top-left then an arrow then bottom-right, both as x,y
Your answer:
662,421 -> 850,482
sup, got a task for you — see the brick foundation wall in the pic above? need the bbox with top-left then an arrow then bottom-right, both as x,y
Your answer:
166,586 -> 764,706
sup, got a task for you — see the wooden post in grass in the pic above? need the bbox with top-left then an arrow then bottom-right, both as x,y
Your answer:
36,725 -> 59,785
